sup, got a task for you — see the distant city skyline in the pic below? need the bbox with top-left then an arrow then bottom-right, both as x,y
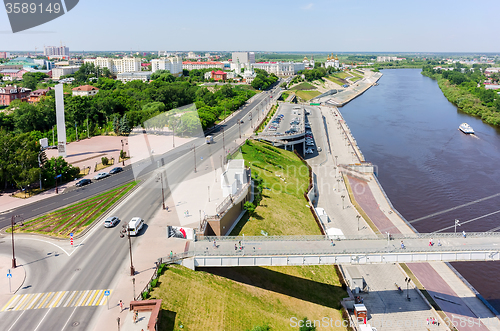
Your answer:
1,0 -> 499,52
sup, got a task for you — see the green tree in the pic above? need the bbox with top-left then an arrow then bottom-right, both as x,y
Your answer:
299,318 -> 316,331
120,114 -> 131,135
113,115 -> 121,134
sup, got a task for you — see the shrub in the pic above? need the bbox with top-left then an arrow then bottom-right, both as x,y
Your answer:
101,157 -> 109,165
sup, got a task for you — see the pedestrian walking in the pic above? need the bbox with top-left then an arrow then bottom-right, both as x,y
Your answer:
463,230 -> 466,238
170,250 -> 173,259
133,310 -> 137,323
401,241 -> 405,249
213,240 -> 217,248
166,205 -> 169,211
438,239 -> 442,246
119,300 -> 124,312
235,244 -> 238,251
429,238 -> 433,246
331,239 -> 335,246
135,310 -> 139,323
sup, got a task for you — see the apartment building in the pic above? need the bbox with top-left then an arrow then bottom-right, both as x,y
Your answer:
0,85 -> 31,105
83,57 -> 141,74
151,56 -> 182,76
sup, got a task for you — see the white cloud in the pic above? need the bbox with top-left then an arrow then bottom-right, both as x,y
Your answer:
302,3 -> 314,10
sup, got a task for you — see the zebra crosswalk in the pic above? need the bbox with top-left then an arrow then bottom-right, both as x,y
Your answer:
1,289 -> 112,312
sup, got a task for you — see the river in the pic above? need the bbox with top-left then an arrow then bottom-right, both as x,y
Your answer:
340,68 -> 500,312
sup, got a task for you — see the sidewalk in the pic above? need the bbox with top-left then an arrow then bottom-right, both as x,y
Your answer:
0,254 -> 26,310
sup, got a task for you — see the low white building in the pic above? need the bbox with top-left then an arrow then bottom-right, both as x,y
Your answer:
151,56 -> 182,76
221,159 -> 248,198
251,62 -> 305,76
182,61 -> 224,70
117,71 -> 152,83
52,66 -> 80,80
242,65 -> 256,83
72,85 -> 99,97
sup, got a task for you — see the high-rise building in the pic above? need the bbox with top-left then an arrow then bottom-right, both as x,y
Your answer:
44,46 -> 70,58
0,52 -> 10,59
151,56 -> 182,76
232,52 -> 255,64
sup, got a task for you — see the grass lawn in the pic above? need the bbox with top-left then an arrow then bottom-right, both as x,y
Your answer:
295,90 -> 321,101
11,181 -> 137,237
291,82 -> 316,91
326,76 -> 346,86
349,76 -> 361,83
350,71 -> 364,78
150,264 -> 346,331
150,141 -> 348,331
230,140 -> 321,236
331,72 -> 350,80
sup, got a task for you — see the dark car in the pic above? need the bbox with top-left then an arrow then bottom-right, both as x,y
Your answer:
109,167 -> 123,174
76,178 -> 91,187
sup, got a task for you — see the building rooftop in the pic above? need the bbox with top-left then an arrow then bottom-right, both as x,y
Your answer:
72,85 -> 99,91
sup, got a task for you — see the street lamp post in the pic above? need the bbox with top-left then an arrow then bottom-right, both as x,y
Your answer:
193,144 -> 197,173
222,127 -> 225,156
341,195 -> 345,209
454,219 -> 461,233
11,215 -> 23,268
121,225 -> 135,276
160,172 -> 165,210
55,165 -> 58,194
132,277 -> 136,300
337,178 -> 341,191
38,151 -> 43,190
357,215 -> 361,231
238,119 -> 241,139
405,277 -> 411,301
335,155 -> 338,166
121,139 -> 125,166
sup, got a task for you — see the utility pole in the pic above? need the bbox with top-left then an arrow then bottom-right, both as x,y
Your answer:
38,151 -> 43,190
55,165 -> 58,194
75,122 -> 78,142
341,195 -> 345,209
161,172 -> 165,209
454,219 -> 461,233
121,225 -> 135,276
357,215 -> 361,231
222,127 -> 225,154
86,116 -> 89,139
11,215 -> 23,268
193,144 -> 196,173
238,119 -> 241,139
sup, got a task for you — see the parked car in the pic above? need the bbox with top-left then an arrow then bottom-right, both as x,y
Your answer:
109,167 -> 123,174
76,178 -> 91,187
104,216 -> 119,228
94,172 -> 109,180
306,143 -> 315,146
305,149 -> 314,154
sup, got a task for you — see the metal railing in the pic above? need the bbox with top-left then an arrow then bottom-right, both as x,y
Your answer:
195,232 -> 500,242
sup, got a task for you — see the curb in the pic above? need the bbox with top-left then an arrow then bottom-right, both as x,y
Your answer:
0,180 -> 141,242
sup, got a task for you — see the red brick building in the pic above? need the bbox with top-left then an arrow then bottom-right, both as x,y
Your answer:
29,87 -> 53,103
211,70 -> 227,81
0,85 -> 31,106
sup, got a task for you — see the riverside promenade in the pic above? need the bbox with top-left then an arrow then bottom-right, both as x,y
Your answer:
313,93 -> 500,330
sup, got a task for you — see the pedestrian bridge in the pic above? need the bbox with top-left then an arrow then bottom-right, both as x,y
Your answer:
168,233 -> 500,269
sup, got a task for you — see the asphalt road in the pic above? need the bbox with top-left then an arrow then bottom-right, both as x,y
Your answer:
0,82 -> 283,331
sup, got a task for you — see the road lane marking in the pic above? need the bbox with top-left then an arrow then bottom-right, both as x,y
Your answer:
50,291 -> 67,308
3,290 -> 111,311
1,294 -> 21,311
15,294 -> 34,311
33,307 -> 51,331
6,310 -> 25,331
60,306 -> 78,331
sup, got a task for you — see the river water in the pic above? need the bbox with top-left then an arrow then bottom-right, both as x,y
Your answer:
340,68 -> 500,312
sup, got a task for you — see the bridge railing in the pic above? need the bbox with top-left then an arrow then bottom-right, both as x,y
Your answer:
195,232 -> 500,242
191,245 -> 500,257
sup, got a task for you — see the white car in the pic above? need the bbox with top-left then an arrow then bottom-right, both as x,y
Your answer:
94,172 -> 109,180
104,216 -> 119,228
306,142 -> 315,146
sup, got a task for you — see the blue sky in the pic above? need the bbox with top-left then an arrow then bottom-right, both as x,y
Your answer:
1,0 -> 499,52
